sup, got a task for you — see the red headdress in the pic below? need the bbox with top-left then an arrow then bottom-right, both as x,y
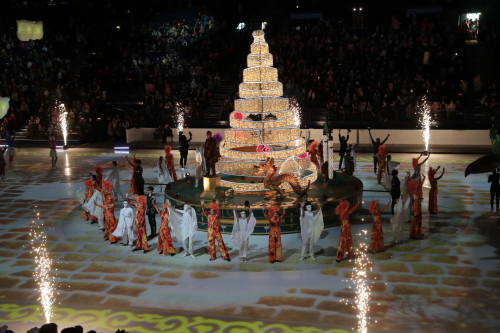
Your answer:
107,195 -> 116,203
134,195 -> 147,205
408,179 -> 417,194
378,145 -> 386,156
309,141 -> 318,152
412,157 -> 419,169
369,199 -> 379,214
335,200 -> 350,215
268,206 -> 279,220
165,146 -> 172,155
83,179 -> 93,187
428,167 -> 437,181
162,203 -> 168,209
209,202 -> 218,211
102,180 -> 113,192
94,165 -> 104,175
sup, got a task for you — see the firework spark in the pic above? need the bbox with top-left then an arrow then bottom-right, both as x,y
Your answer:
175,102 -> 185,133
418,97 -> 431,152
290,97 -> 302,127
57,102 -> 68,146
30,207 -> 56,323
353,229 -> 371,333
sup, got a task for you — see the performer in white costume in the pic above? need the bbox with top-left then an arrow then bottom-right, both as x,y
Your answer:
112,200 -> 136,246
300,199 -> 324,260
231,206 -> 256,262
106,161 -> 122,199
390,196 -> 410,244
168,203 -> 197,258
157,156 -> 173,192
195,147 -> 205,187
81,177 -> 105,230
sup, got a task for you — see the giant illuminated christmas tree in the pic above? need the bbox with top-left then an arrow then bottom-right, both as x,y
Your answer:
216,30 -> 317,192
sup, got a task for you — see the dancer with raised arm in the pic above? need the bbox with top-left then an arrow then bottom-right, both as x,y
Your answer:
368,128 -> 390,173
335,199 -> 361,262
94,182 -> 119,244
125,155 -> 138,194
126,193 -> 149,253
428,166 -> 445,214
309,141 -> 320,169
154,201 -> 176,256
299,199 -> 324,261
412,153 -> 430,199
368,200 -> 390,252
201,199 -> 230,261
338,129 -> 350,169
409,176 -> 425,238
179,131 -> 192,170
112,200 -> 136,247
204,131 -> 217,177
376,145 -> 387,184
164,146 -> 177,182
232,205 -> 256,263
263,205 -> 286,263
168,203 -> 198,258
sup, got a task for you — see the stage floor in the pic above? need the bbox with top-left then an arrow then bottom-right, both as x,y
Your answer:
0,148 -> 499,333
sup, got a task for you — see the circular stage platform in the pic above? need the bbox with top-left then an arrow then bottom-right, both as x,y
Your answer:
165,172 -> 363,235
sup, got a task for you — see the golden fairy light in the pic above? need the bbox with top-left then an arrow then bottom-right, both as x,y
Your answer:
418,96 -> 431,152
175,102 -> 185,133
353,229 -> 371,333
290,97 -> 302,127
57,102 -> 68,146
30,206 -> 56,323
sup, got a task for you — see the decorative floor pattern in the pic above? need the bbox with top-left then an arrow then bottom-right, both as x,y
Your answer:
0,148 -> 499,333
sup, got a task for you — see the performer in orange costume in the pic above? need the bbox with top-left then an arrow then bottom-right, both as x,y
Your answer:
263,206 -> 285,263
126,193 -> 149,253
81,175 -> 98,223
125,155 -> 138,194
95,181 -> 119,243
428,166 -> 445,214
335,199 -> 361,262
201,200 -> 230,261
309,141 -> 320,169
154,202 -> 176,256
368,199 -> 390,252
164,146 -> 177,181
94,165 -> 104,187
409,177 -> 425,238
411,153 -> 430,198
376,145 -> 387,184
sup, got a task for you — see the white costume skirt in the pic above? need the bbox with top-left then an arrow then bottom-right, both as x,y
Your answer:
49,149 -> 58,158
82,190 -> 104,224
7,147 -> 15,156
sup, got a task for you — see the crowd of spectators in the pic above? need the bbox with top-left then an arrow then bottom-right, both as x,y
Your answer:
270,14 -> 468,122
0,323 -> 129,333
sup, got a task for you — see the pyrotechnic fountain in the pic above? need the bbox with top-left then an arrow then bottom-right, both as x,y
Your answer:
30,207 -> 56,323
175,102 -> 185,133
418,96 -> 431,155
57,102 -> 68,149
353,229 -> 371,333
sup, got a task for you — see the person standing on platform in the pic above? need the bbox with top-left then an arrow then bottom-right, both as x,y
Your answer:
338,129 -> 350,169
168,203 -> 198,258
201,200 -> 230,261
232,205 -> 256,263
49,135 -> 58,168
263,206 -> 286,263
145,186 -> 157,238
488,168 -> 500,212
335,199 -> 361,262
390,169 -> 401,214
134,159 -> 145,195
106,161 -> 122,199
154,201 -> 176,256
126,193 -> 149,253
178,131 -> 192,170
428,166 -> 445,214
112,200 -> 136,246
195,147 -> 205,187
299,199 -> 324,261
204,131 -> 217,177
409,177 -> 425,239
368,128 -> 390,174
164,146 -> 177,182
368,200 -> 390,253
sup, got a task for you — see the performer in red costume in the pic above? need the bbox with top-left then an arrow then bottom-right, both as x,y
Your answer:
428,166 -> 445,214
154,201 -> 176,256
201,200 -> 230,261
368,199 -> 390,252
164,146 -> 177,181
126,193 -> 149,253
309,141 -> 320,169
376,145 -> 387,184
95,181 -> 119,243
263,206 -> 285,263
412,153 -> 430,198
335,199 -> 361,262
81,174 -> 98,223
49,135 -> 58,168
409,177 -> 425,238
125,155 -> 138,194
94,165 -> 104,187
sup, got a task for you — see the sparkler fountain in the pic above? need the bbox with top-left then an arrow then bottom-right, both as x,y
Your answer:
353,229 -> 371,333
175,102 -> 185,134
57,102 -> 68,150
418,97 -> 431,155
30,206 -> 56,323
